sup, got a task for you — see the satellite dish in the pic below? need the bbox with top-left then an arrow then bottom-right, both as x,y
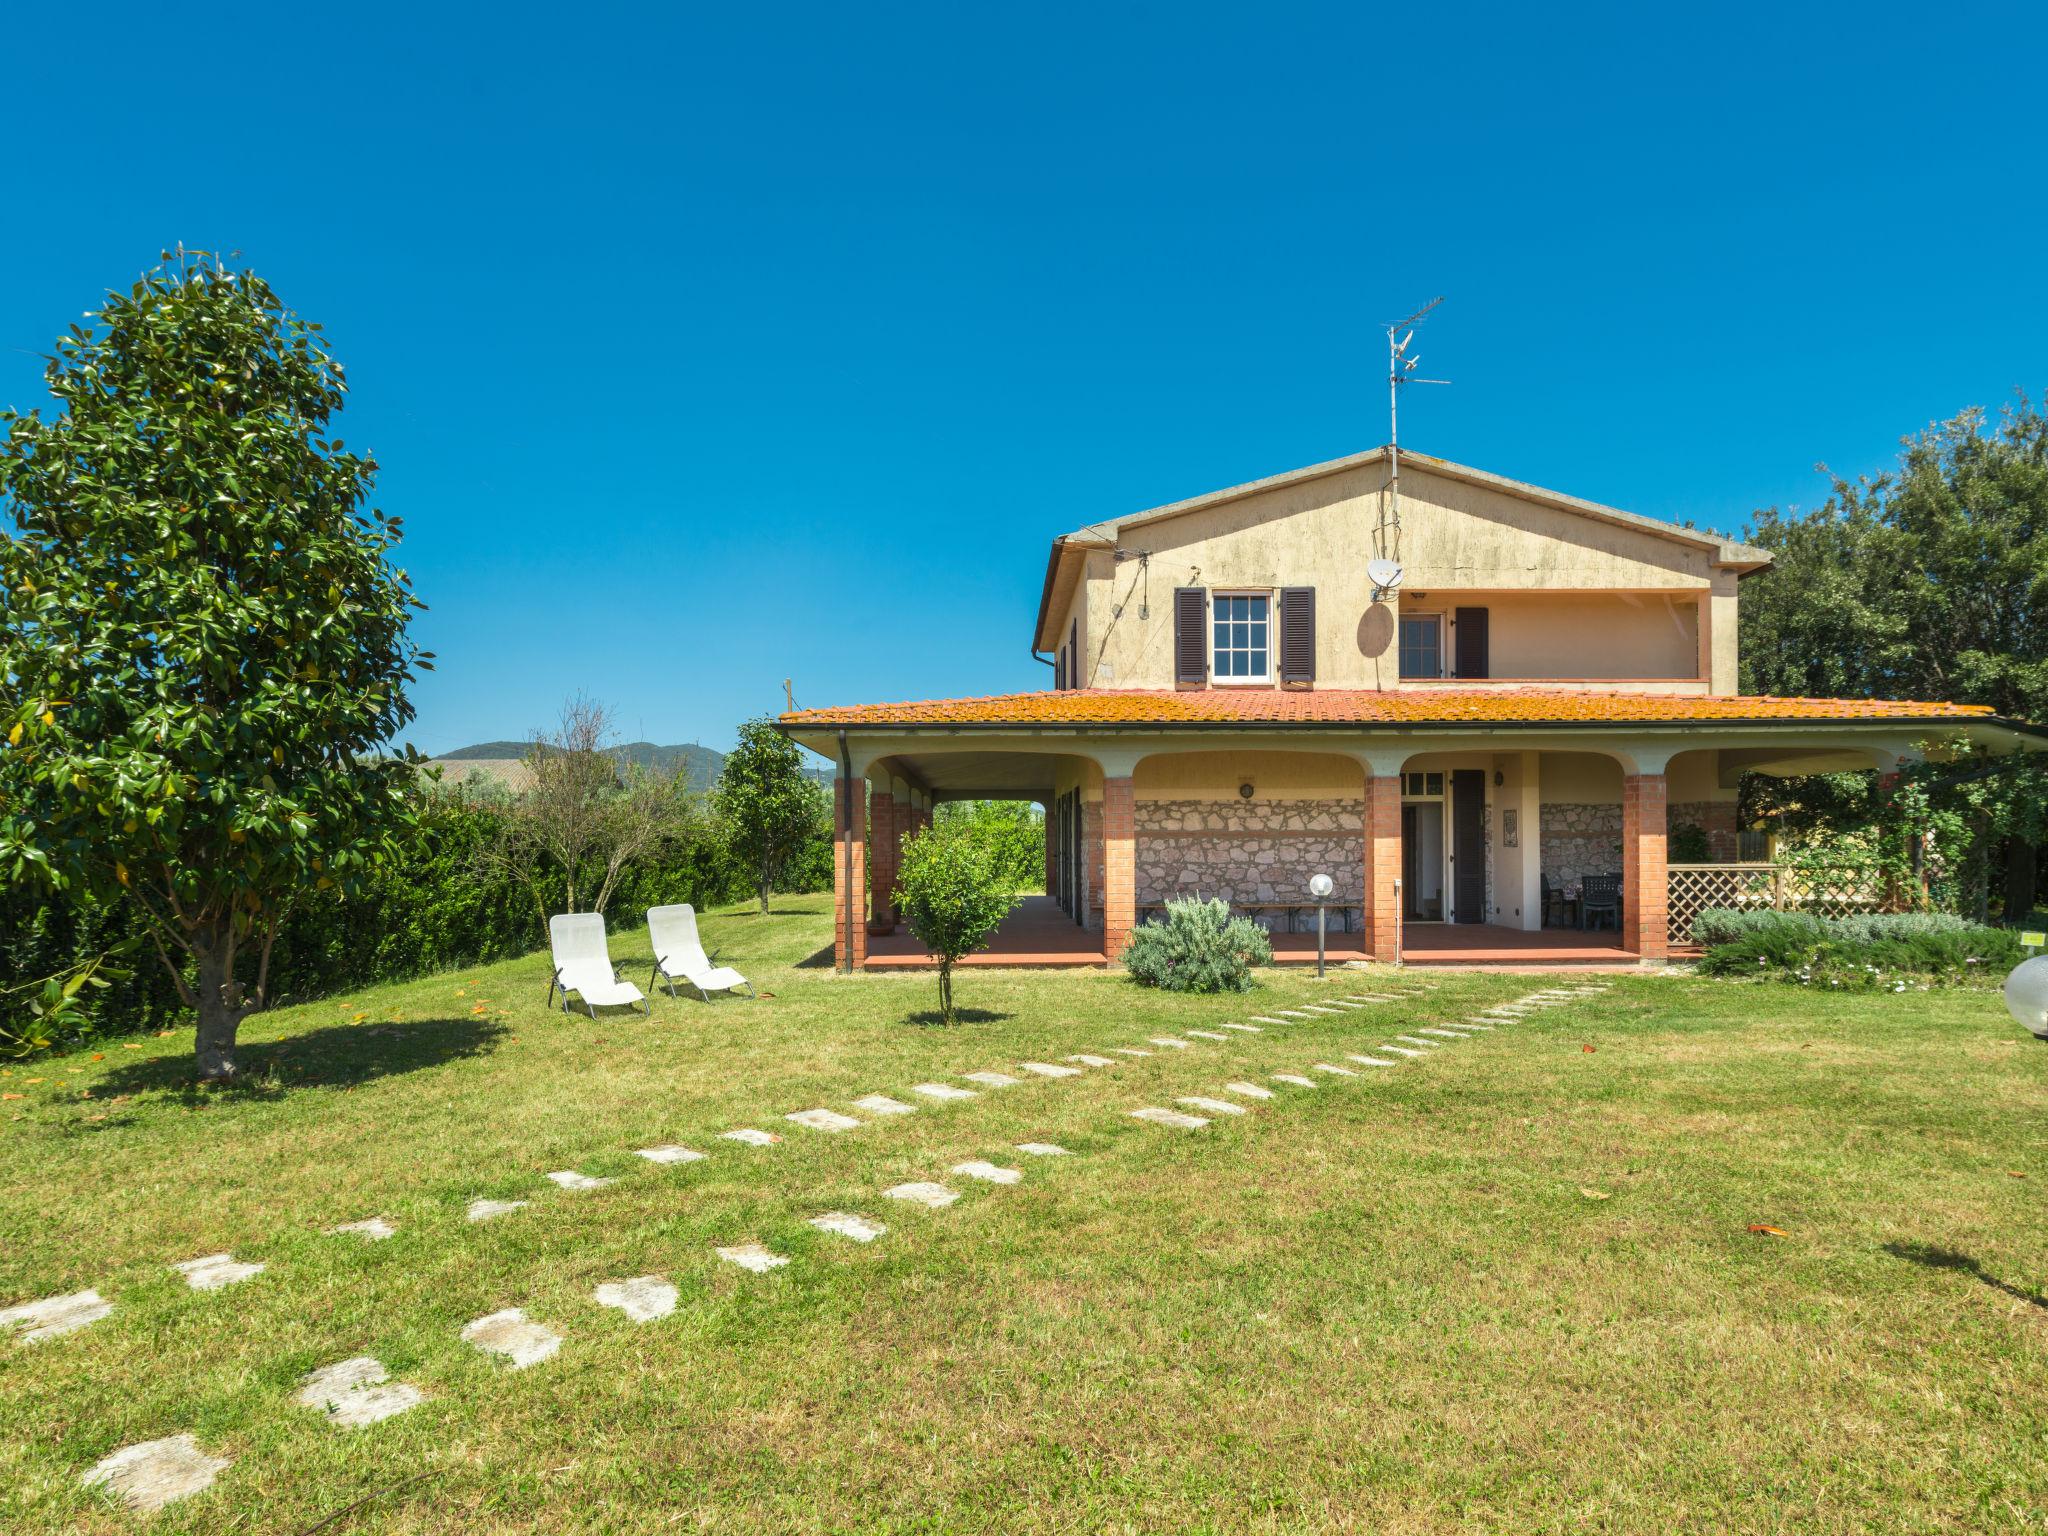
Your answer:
1367,558 -> 1404,592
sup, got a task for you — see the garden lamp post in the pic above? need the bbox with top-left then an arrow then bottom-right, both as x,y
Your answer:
1308,872 -> 1335,979
2003,955 -> 2048,1042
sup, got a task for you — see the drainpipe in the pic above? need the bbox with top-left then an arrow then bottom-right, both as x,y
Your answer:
837,730 -> 855,975
1030,645 -> 1055,674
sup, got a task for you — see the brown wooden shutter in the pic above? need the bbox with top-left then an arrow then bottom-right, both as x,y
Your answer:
1454,606 -> 1490,679
1279,586 -> 1316,685
1174,587 -> 1208,687
1053,648 -> 1066,690
1069,619 -> 1080,689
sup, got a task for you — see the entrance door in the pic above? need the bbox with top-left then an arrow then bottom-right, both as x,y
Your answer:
1450,769 -> 1486,924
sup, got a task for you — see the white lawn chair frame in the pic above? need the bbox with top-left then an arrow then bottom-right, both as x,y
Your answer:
647,904 -> 754,1001
547,913 -> 649,1017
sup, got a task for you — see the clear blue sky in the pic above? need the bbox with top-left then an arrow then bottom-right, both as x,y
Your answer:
4,3 -> 2043,756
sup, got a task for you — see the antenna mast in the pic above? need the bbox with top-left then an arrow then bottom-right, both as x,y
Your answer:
1376,296 -> 1449,597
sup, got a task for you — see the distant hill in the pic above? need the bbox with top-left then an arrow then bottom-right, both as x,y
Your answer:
431,740 -> 727,792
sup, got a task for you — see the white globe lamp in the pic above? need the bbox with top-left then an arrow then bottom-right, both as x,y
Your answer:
2004,955 -> 2048,1042
1307,872 -> 1335,977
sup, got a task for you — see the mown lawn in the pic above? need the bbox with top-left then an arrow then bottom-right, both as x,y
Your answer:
2,893 -> 2044,1533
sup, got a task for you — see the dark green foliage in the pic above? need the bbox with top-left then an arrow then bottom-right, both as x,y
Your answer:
1669,822 -> 1711,863
717,720 -> 830,912
1123,897 -> 1274,993
931,800 -> 1045,892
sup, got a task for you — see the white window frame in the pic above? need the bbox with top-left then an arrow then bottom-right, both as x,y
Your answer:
1210,590 -> 1273,684
1398,611 -> 1444,680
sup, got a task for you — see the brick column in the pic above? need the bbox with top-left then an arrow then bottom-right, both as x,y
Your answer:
866,788 -> 897,935
1363,772 -> 1402,963
1623,772 -> 1668,962
833,774 -> 867,970
1102,776 -> 1136,959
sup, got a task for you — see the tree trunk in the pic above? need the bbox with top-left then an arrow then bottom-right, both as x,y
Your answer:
2005,836 -> 2040,923
937,962 -> 953,1024
758,860 -> 771,915
191,929 -> 245,1081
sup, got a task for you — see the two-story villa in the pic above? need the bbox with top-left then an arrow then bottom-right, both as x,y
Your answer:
779,448 -> 2036,968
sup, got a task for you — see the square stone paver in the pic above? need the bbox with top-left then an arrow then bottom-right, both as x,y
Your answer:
1184,1030 -> 1230,1042
1219,1023 -> 1262,1033
172,1254 -> 264,1291
1249,1016 -> 1288,1025
1395,1036 -> 1443,1049
1130,1106 -> 1209,1129
1346,1054 -> 1399,1067
1111,1047 -> 1153,1057
810,1212 -> 888,1242
964,1071 -> 1023,1088
546,1170 -> 616,1191
786,1108 -> 862,1133
1065,1053 -> 1115,1067
326,1217 -> 397,1242
295,1356 -> 426,1426
461,1308 -> 561,1368
1178,1095 -> 1247,1116
1015,1142 -> 1070,1156
719,1128 -> 783,1145
594,1275 -> 679,1321
1302,1006 -> 1345,1016
1018,1062 -> 1081,1078
2,1288 -> 112,1344
1458,1019 -> 1498,1029
1272,1073 -> 1318,1088
910,1083 -> 977,1102
1418,1028 -> 1472,1039
82,1433 -> 230,1512
884,1181 -> 960,1209
1276,1010 -> 1313,1019
466,1198 -> 528,1222
952,1160 -> 1023,1185
1310,1063 -> 1358,1077
1376,1045 -> 1427,1058
636,1144 -> 707,1165
1224,1081 -> 1276,1100
715,1242 -> 790,1274
1147,1037 -> 1191,1050
853,1094 -> 918,1116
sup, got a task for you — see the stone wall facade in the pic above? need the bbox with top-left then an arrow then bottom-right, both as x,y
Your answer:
1668,799 -> 1740,863
1136,798 -> 1365,925
1540,801 -> 1623,894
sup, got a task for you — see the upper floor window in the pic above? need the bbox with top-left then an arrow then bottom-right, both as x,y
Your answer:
1399,614 -> 1442,679
1211,592 -> 1271,682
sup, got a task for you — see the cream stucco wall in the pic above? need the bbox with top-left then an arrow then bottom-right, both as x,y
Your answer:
1056,462 -> 1739,694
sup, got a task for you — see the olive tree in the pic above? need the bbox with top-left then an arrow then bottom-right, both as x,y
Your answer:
0,251 -> 427,1081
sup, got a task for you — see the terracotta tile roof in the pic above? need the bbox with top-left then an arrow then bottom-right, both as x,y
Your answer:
781,688 -> 1998,730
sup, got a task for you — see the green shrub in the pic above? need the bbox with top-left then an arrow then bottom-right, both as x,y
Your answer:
1698,917 -> 2021,987
894,821 -> 1019,1024
1690,908 -> 1982,947
1123,898 -> 1273,993
1669,822 -> 1711,862
1691,909 -> 1825,946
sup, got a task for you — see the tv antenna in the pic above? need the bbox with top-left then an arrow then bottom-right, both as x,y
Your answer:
1373,296 -> 1449,599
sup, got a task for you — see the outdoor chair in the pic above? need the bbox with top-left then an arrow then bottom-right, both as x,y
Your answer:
1540,874 -> 1567,928
647,903 -> 754,1002
1580,873 -> 1622,932
547,913 -> 649,1017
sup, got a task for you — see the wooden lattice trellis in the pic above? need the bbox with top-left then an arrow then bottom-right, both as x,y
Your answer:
1666,863 -> 1896,945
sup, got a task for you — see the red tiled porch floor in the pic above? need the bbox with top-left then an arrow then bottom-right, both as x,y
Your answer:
865,895 -> 1109,968
1399,923 -> 1637,967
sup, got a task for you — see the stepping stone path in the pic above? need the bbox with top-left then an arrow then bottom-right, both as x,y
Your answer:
1184,1030 -> 1230,1042
173,1253 -> 264,1291
547,1170 -> 615,1190
720,1128 -> 782,1145
295,1356 -> 426,1426
1066,1053 -> 1115,1067
1111,1047 -> 1153,1057
911,1083 -> 977,1102
326,1218 -> 396,1242
2,1288 -> 112,1344
716,1242 -> 790,1274
462,1308 -> 561,1368
593,1275 -> 679,1321
467,1198 -> 528,1222
82,1433 -> 230,1513
786,1108 -> 861,1132
1225,1081 -> 1276,1100
1346,1054 -> 1399,1067
1272,1073 -> 1318,1088
1459,1019 -> 1497,1029
1219,1023 -> 1262,1032
1311,1063 -> 1357,1077
1376,1045 -> 1427,1058
1326,1001 -> 1365,1010
885,1181 -> 960,1209
1015,1142 -> 1069,1156
1276,1011 -> 1313,1019
1148,1037 -> 1192,1050
964,1071 -> 1023,1088
1130,1106 -> 1209,1129
1019,1062 -> 1081,1078
854,1094 -> 918,1116
1179,1096 -> 1246,1116
1249,1016 -> 1288,1025
810,1212 -> 887,1242
1418,1028 -> 1470,1039
1302,1006 -> 1346,1016
636,1144 -> 707,1164
952,1160 -> 1023,1185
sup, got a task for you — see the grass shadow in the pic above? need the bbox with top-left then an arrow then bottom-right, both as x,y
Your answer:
903,1008 -> 1014,1028
93,1016 -> 509,1103
1884,1240 -> 2048,1311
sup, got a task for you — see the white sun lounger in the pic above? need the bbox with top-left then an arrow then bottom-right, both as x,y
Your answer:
647,903 -> 754,1001
547,913 -> 648,1016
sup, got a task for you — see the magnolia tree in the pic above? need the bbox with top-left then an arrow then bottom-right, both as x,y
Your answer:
0,252 -> 427,1081
894,819 -> 1018,1024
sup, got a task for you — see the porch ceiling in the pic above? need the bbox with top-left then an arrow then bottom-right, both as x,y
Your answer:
882,748 -> 1064,803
